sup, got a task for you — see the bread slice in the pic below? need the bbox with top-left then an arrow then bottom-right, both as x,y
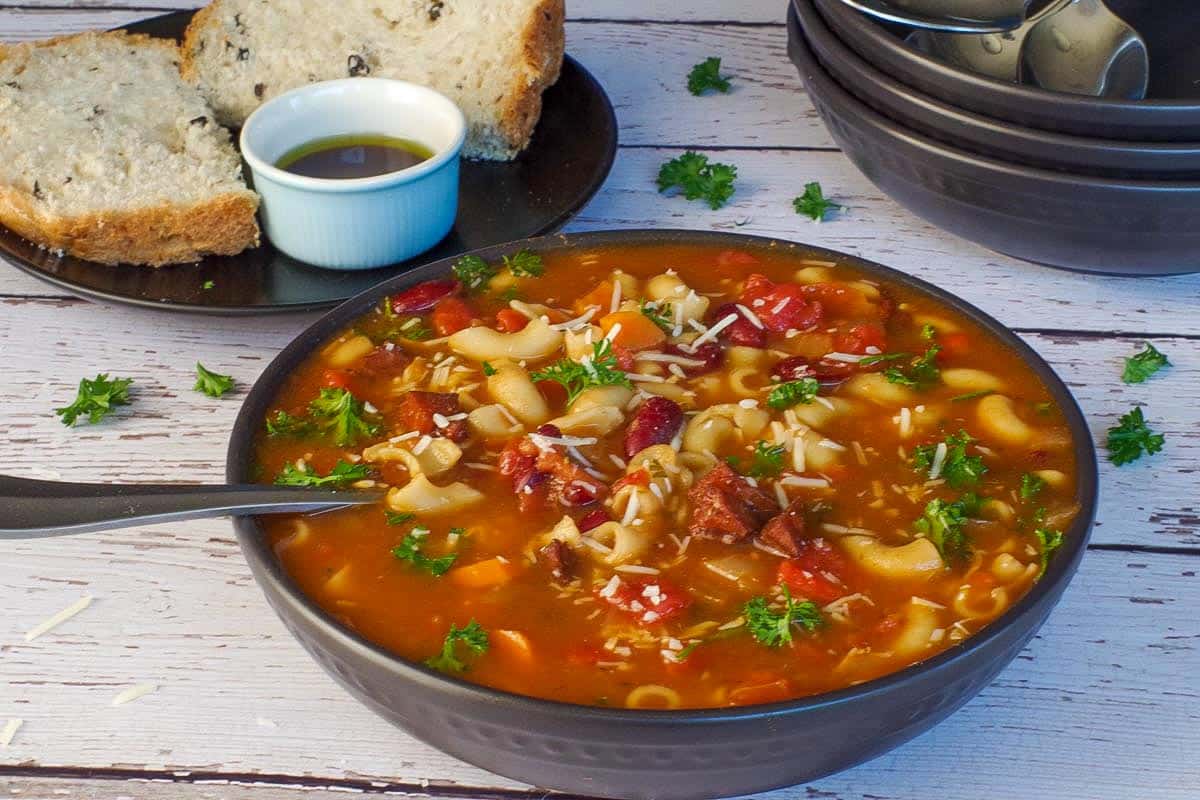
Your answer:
0,31 -> 259,266
180,0 -> 565,160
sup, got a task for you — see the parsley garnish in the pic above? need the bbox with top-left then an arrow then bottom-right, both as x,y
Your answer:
202,280 -> 215,290
687,56 -> 731,95
530,339 -> 632,405
640,301 -> 674,332
425,620 -> 489,673
914,494 -> 980,564
728,441 -> 787,479
482,361 -> 497,376
1122,343 -> 1170,384
501,249 -> 544,278
767,377 -> 819,410
657,151 -> 737,210
392,528 -> 457,576
394,317 -> 433,341
55,374 -> 133,426
921,323 -> 937,340
308,388 -> 379,446
1019,472 -> 1045,502
266,409 -> 313,438
672,642 -> 701,662
194,362 -> 234,398
857,352 -> 910,367
884,344 -> 941,389
744,588 -> 822,647
1106,406 -> 1164,466
452,255 -> 496,292
951,389 -> 994,403
274,460 -> 370,487
912,430 -> 987,489
385,510 -> 415,526
1033,527 -> 1064,576
792,181 -> 842,222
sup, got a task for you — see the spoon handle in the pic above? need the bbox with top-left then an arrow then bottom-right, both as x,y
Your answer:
0,475 -> 382,539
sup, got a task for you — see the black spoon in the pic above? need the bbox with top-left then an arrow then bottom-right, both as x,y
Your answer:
0,475 -> 383,539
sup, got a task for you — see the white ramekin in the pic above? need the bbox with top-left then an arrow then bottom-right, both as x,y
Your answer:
240,78 -> 466,270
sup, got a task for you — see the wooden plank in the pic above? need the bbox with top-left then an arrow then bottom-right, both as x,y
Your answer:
4,147 -> 1200,335
0,0 -> 787,23
0,12 -> 827,149
1,549 -> 1196,799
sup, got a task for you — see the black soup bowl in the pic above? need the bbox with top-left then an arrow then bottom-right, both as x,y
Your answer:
226,230 -> 1098,800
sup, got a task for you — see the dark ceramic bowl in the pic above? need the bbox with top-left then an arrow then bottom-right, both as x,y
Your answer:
795,0 -> 1200,178
789,6 -> 1200,276
813,0 -> 1200,141
227,230 -> 1098,800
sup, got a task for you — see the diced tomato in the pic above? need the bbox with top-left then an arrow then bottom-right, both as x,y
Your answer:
495,308 -> 529,333
322,369 -> 352,391
611,469 -> 650,494
389,279 -> 459,314
431,297 -> 475,337
565,643 -> 605,666
938,331 -> 970,359
832,323 -> 887,355
578,509 -> 610,533
777,537 -> 853,605
716,249 -> 760,268
740,274 -> 823,332
801,282 -> 878,319
598,576 -> 691,626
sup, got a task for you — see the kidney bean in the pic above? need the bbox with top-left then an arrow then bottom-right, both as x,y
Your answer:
771,355 -> 815,382
389,279 -> 459,315
710,303 -> 766,348
666,342 -> 723,376
624,397 -> 684,458
535,423 -> 563,438
578,509 -> 610,533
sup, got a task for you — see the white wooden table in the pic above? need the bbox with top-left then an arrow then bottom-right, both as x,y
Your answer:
1,2 -> 1197,798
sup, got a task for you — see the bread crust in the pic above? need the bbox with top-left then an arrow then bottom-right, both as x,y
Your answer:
0,27 -> 260,267
178,1 -> 220,84
0,185 -> 260,267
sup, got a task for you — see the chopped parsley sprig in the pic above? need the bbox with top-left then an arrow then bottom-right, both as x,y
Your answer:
274,460 -> 371,487
501,249 -> 544,277
531,339 -> 632,405
55,374 -> 133,426
657,151 -> 737,210
1122,343 -> 1170,384
1106,406 -> 1164,465
266,409 -> 314,438
792,181 -> 842,222
392,528 -> 457,576
1033,527 -> 1064,576
425,620 -> 489,673
640,301 -> 674,332
744,588 -> 823,647
452,255 -> 496,292
728,441 -> 787,479
767,377 -> 819,410
912,430 -> 987,489
308,387 -> 380,447
914,493 -> 981,564
194,362 -> 234,398
1019,472 -> 1046,502
884,344 -> 941,389
687,56 -> 731,95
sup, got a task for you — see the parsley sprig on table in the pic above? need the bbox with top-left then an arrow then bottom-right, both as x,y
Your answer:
425,621 -> 489,673
792,181 -> 842,222
308,387 -> 380,447
914,494 -> 980,564
274,460 -> 371,487
392,528 -> 457,576
767,377 -> 819,410
657,151 -> 737,210
194,362 -> 234,398
687,56 -> 731,95
913,430 -> 987,489
884,344 -> 941,389
55,374 -> 133,426
1122,343 -> 1170,384
744,588 -> 823,647
531,339 -> 632,405
1106,406 -> 1165,465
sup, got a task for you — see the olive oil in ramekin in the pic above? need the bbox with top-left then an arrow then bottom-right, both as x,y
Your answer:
275,134 -> 434,179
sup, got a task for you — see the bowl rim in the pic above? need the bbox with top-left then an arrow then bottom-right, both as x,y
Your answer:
239,77 -> 467,193
227,228 -> 1099,724
795,0 -> 1200,159
811,0 -> 1200,116
790,6 -> 1200,191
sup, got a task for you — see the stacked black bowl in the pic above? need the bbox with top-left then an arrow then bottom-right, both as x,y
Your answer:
787,0 -> 1200,275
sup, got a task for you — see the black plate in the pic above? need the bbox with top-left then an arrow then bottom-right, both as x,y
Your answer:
0,10 -> 617,314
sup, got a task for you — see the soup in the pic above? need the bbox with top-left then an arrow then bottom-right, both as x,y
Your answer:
253,243 -> 1079,709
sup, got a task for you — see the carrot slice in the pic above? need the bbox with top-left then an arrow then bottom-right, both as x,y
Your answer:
574,280 -> 613,315
449,557 -> 518,589
491,629 -> 535,666
495,308 -> 530,333
599,310 -> 666,352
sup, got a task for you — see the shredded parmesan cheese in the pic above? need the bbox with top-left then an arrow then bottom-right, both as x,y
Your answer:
688,312 -> 739,349
735,303 -> 764,329
111,683 -> 158,707
24,595 -> 93,642
0,719 -> 22,748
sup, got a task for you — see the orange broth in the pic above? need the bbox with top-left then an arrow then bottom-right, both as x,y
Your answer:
253,243 -> 1079,709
